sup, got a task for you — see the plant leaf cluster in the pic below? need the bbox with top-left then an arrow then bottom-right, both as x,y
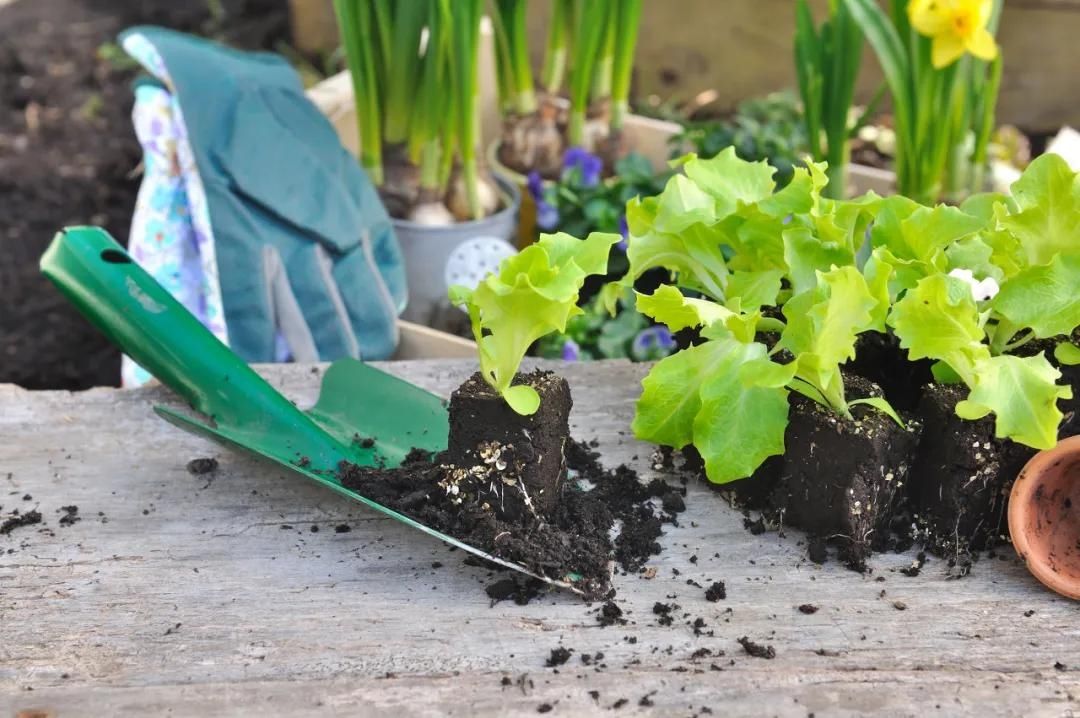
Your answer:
626,150 -> 1077,483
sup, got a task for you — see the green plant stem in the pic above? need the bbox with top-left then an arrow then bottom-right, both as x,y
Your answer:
990,318 -> 1021,355
591,21 -> 615,102
383,1 -> 427,145
1004,331 -> 1037,354
333,0 -> 383,185
567,0 -> 610,146
609,0 -> 642,133
542,0 -> 573,93
451,0 -> 484,218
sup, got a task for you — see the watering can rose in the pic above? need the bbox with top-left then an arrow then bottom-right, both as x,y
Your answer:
909,0 -> 999,69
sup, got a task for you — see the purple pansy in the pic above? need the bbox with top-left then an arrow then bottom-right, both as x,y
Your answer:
562,146 -> 602,187
561,338 -> 581,362
527,170 -> 560,230
631,326 -> 675,360
616,214 -> 629,253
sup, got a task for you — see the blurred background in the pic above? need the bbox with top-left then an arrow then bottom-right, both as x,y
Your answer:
2,0 -> 1077,390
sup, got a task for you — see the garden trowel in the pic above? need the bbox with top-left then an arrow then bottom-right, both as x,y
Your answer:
40,226 -> 579,593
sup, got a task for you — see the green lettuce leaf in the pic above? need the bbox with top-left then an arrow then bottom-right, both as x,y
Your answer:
955,353 -> 1072,450
998,153 -> 1080,268
726,269 -> 784,311
992,253 -> 1080,339
1055,342 -> 1080,366
779,266 -> 877,411
624,196 -> 730,301
887,273 -> 990,385
453,231 -> 620,414
782,226 -> 856,296
682,147 -> 777,218
635,285 -> 733,332
633,335 -> 790,484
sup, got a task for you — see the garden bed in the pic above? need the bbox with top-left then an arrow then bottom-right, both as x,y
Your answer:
0,0 -> 288,390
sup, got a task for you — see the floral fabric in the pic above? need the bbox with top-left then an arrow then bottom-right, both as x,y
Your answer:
119,32 -> 228,387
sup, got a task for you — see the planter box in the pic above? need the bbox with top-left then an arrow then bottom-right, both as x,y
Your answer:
848,163 -> 896,196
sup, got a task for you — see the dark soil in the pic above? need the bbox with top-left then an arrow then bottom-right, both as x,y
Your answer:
737,637 -> 775,659
0,0 -> 288,390
338,371 -> 686,600
769,375 -> 923,570
907,383 -> 1031,558
0,509 -> 42,535
845,331 -> 933,413
186,457 -> 219,475
704,581 -> 726,602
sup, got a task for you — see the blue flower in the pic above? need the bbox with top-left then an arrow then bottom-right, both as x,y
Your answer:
616,215 -> 629,253
562,146 -> 603,187
527,170 -> 560,230
561,338 -> 581,362
631,326 -> 675,361
526,171 -> 545,203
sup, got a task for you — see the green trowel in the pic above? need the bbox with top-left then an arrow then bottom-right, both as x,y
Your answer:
40,226 -> 579,593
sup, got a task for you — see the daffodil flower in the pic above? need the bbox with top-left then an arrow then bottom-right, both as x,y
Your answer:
909,0 -> 998,69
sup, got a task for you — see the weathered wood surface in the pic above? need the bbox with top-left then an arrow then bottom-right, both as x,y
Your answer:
1,359 -> 1077,717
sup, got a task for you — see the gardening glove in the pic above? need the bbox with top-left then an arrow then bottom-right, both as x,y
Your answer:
119,27 -> 406,386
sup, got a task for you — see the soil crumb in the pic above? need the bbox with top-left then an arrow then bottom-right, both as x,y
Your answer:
58,505 -> 80,527
545,647 -> 573,667
737,637 -> 776,659
1,510 -> 42,535
704,581 -> 726,602
186,457 -> 218,475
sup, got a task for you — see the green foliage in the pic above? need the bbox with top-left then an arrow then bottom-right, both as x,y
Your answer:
621,146 -> 1078,484
451,232 -> 620,414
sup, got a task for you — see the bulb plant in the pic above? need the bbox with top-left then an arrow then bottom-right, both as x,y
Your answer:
793,0 -> 866,199
844,0 -> 1004,204
492,0 -> 644,179
334,0 -> 499,223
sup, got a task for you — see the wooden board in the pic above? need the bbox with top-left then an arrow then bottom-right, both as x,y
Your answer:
1,360 -> 1078,717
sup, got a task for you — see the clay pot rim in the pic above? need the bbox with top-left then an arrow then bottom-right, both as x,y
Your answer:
1008,434 -> 1080,601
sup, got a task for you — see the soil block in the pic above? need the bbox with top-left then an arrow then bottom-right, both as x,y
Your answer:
908,383 -> 1035,556
445,370 -> 571,520
770,375 -> 923,569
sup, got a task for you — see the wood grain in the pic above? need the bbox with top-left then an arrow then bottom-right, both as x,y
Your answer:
1,360 -> 1077,717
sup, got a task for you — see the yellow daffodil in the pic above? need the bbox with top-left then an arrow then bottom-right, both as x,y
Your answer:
909,0 -> 999,69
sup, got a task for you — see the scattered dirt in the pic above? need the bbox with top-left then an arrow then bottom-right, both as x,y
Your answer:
339,371 -> 686,600
737,636 -> 776,659
798,604 -> 819,614
545,647 -> 573,667
186,457 -> 219,475
0,509 -> 42,535
0,0 -> 288,390
704,581 -> 726,602
58,505 -> 80,527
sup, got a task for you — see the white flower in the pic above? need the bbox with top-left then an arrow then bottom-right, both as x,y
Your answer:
948,268 -> 1000,301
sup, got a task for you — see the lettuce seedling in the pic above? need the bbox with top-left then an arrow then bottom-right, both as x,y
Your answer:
624,148 -> 905,483
633,265 -> 901,484
885,154 -> 1079,449
449,231 -> 620,415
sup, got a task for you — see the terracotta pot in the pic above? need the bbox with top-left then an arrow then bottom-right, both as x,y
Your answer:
1008,435 -> 1080,600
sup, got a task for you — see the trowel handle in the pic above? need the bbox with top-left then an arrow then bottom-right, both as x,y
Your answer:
39,227 -> 282,423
